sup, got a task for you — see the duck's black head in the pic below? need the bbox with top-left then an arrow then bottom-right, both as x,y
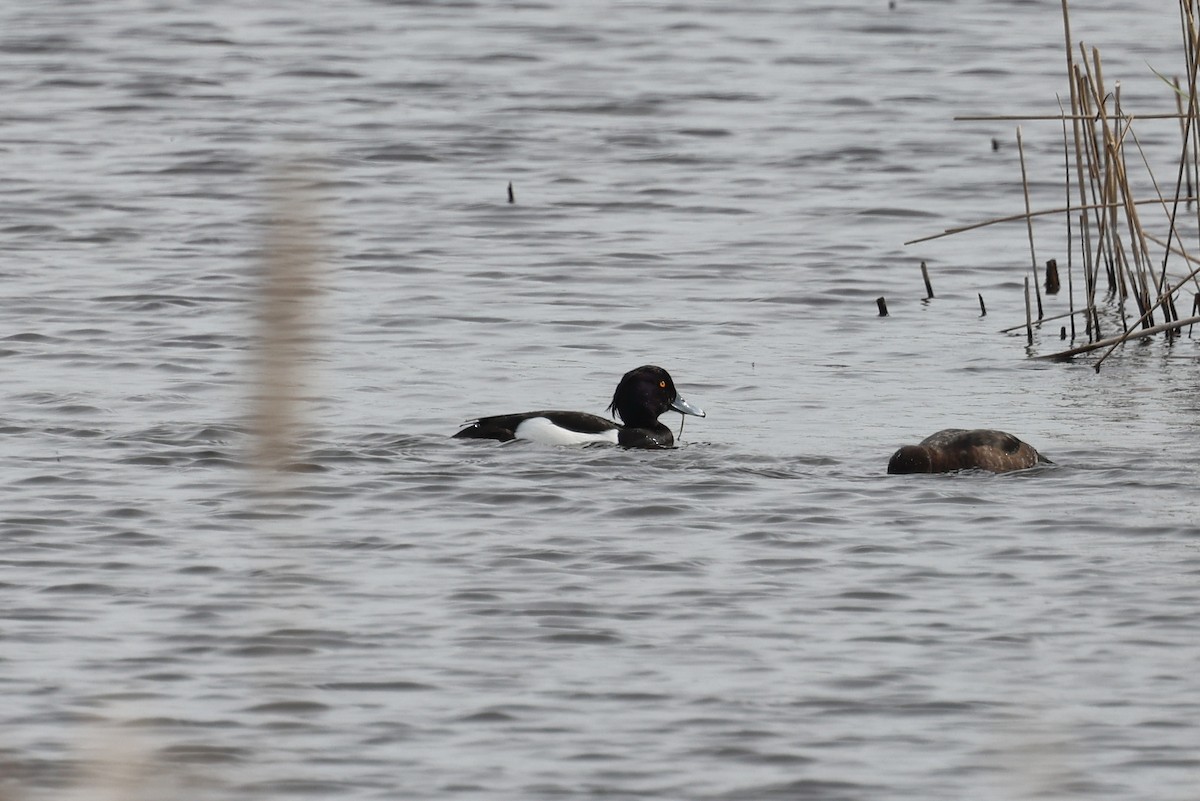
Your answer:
606,365 -> 705,429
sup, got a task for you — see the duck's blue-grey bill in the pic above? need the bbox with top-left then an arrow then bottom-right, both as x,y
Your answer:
671,395 -> 705,418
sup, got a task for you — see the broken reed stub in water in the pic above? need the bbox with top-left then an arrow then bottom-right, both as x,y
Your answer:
978,293 -> 986,316
877,297 -> 889,317
920,261 -> 934,299
1024,276 -> 1033,346
1044,258 -> 1060,294
507,182 -> 514,203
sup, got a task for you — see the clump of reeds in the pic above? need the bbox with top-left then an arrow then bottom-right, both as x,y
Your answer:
910,0 -> 1200,368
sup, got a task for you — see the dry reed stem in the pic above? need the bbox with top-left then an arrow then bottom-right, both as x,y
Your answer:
1074,63 -> 1106,308
903,196 -> 1198,246
1125,122 -> 1200,307
1082,47 -> 1135,314
1118,139 -> 1162,323
1144,228 -> 1200,269
1185,4 -> 1200,217
1036,313 -> 1200,361
998,307 -> 1083,334
1058,95 -> 1079,340
1155,5 -> 1200,302
1174,77 -> 1193,200
954,113 -> 1190,121
1184,2 -> 1200,239
1063,0 -> 1099,326
1016,127 -> 1044,318
1024,276 -> 1033,345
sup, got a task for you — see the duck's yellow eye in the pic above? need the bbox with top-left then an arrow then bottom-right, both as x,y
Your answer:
659,380 -> 667,388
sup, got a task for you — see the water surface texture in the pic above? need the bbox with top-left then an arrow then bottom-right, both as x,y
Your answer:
2,1 -> 1199,799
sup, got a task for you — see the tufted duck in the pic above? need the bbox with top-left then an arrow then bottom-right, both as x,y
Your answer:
453,365 -> 705,449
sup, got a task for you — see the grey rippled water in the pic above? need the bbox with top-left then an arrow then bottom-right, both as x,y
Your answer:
2,1 -> 1199,800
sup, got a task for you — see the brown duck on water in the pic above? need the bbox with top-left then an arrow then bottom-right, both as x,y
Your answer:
887,429 -> 1051,474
